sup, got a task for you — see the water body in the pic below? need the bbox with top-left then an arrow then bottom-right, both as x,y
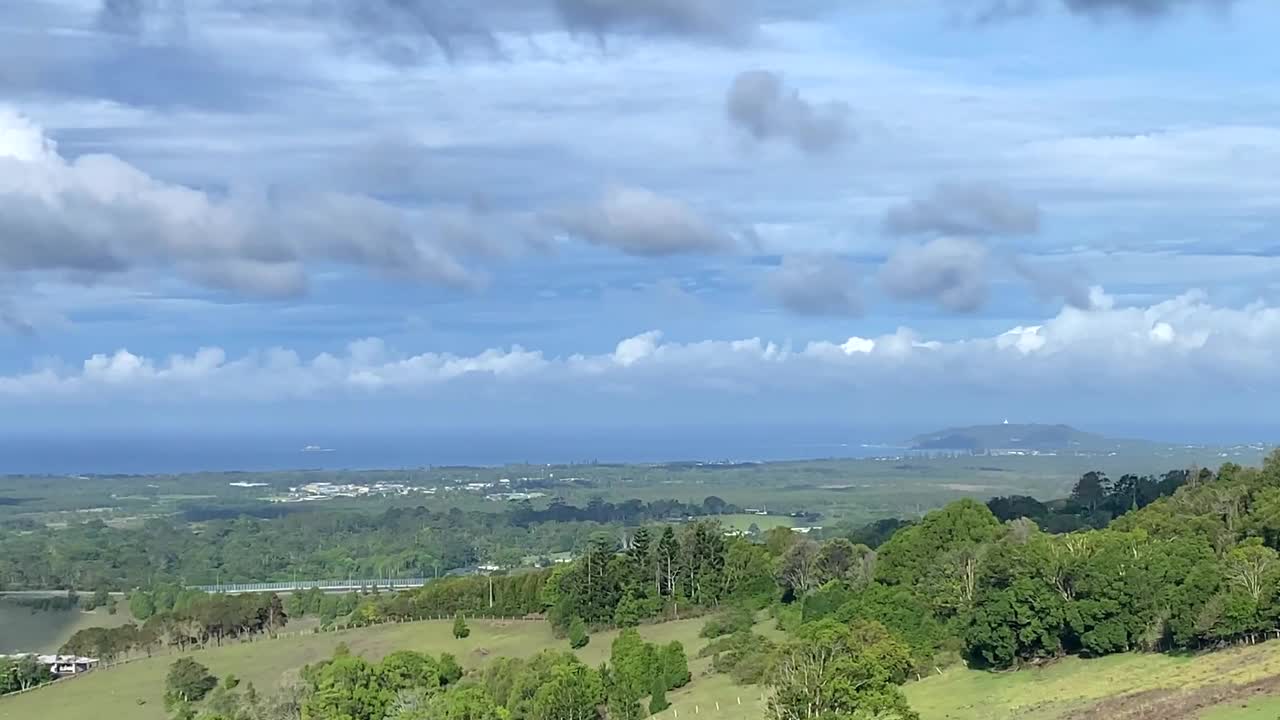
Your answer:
0,425 -> 911,475
0,599 -> 129,654
0,422 -> 1272,476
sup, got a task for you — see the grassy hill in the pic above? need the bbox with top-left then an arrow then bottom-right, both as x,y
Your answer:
0,616 -> 775,720
9,615 -> 1280,720
905,641 -> 1280,720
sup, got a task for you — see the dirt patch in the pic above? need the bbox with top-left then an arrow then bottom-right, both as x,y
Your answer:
1063,674 -> 1280,720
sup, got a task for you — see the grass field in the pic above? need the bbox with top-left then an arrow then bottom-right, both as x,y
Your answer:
13,612 -> 1280,720
905,641 -> 1280,720
717,514 -> 794,532
0,600 -> 133,654
0,616 -> 755,720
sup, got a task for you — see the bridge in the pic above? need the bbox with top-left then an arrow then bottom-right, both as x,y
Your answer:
1,578 -> 433,598
189,578 -> 432,595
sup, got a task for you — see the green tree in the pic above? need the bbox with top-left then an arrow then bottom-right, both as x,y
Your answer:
657,641 -> 691,690
531,662 -> 604,720
390,686 -> 510,720
648,674 -> 670,715
164,658 -> 218,707
453,612 -> 471,640
128,591 -> 156,620
568,617 -> 590,649
609,629 -> 656,699
768,620 -> 918,720
303,653 -> 392,720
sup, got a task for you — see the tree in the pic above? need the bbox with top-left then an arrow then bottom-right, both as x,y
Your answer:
1071,471 -> 1111,513
531,662 -> 604,720
648,674 -> 670,715
391,686 -> 510,720
779,539 -> 821,597
568,617 -> 590,649
657,641 -> 690,690
165,658 -> 218,706
768,620 -> 918,720
453,612 -> 471,640
609,629 -> 655,699
302,653 -> 392,720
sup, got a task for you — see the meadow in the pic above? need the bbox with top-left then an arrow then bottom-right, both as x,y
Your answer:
10,613 -> 1280,720
0,617 -> 751,720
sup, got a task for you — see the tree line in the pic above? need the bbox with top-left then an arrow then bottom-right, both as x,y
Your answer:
0,497 -> 757,591
791,452 -> 1280,671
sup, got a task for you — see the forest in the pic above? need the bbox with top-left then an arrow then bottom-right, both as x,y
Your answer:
0,498 -> 746,591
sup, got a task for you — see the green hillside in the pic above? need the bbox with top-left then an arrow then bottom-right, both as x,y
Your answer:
0,617 -> 770,720
906,640 -> 1280,720
10,614 -> 1280,720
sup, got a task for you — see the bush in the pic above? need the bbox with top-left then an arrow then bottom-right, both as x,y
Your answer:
452,612 -> 470,639
700,608 -> 755,639
568,617 -> 589,649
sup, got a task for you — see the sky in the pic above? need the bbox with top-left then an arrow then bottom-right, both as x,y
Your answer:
2,0 -> 1280,450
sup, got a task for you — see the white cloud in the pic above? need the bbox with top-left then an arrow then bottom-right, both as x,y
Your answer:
5,290 -> 1280,402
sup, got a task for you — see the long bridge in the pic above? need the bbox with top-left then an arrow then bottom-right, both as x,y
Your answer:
189,578 -> 432,595
1,578 -> 435,598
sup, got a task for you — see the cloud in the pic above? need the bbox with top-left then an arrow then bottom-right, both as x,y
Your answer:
764,254 -> 863,316
549,186 -> 737,256
6,291 -> 1280,402
554,0 -> 755,40
727,70 -> 852,155
880,237 -> 990,312
969,0 -> 1235,21
1012,256 -> 1097,310
883,182 -> 1040,238
313,0 -> 503,65
0,107 -> 536,296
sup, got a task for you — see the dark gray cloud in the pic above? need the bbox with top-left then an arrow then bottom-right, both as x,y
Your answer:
1012,256 -> 1096,310
96,0 -> 187,37
969,0 -> 1234,21
555,0 -> 755,40
97,0 -> 146,35
879,237 -> 990,312
0,110 -> 538,297
883,182 -> 1040,238
764,255 -> 862,316
550,186 -> 737,256
727,70 -> 852,155
315,0 -> 503,65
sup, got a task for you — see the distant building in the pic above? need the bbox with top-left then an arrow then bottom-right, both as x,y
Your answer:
1,654 -> 100,677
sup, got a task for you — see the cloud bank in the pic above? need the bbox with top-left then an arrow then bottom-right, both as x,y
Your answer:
5,291 -> 1278,401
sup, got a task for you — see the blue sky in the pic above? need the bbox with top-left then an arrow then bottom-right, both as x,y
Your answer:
2,0 -> 1280,442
